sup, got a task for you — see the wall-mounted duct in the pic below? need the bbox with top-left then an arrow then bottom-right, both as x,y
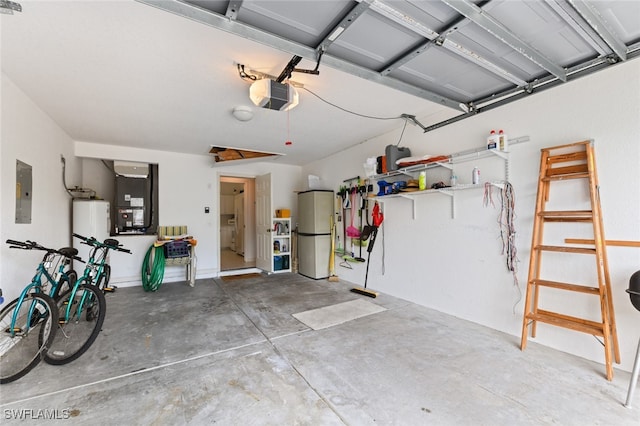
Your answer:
114,161 -> 149,178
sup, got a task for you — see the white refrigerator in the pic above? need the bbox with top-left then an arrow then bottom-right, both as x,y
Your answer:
297,190 -> 334,279
73,200 -> 111,264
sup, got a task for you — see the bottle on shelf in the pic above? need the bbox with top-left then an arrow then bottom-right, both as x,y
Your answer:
450,173 -> 457,187
419,171 -> 427,190
487,130 -> 498,150
498,129 -> 508,151
472,167 -> 480,184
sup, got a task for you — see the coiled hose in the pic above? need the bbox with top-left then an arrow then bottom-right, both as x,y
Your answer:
142,245 -> 165,292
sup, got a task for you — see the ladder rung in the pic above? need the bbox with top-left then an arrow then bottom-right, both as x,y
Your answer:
547,151 -> 588,164
538,210 -> 593,222
544,164 -> 589,178
565,238 -> 640,248
526,309 -> 604,336
531,279 -> 600,295
541,140 -> 591,152
536,245 -> 597,254
542,173 -> 590,182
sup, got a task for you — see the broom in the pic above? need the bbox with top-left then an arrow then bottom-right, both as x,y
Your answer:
350,201 -> 383,298
328,216 -> 339,282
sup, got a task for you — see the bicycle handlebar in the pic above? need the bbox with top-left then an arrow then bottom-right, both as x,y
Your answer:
72,233 -> 131,254
6,239 -> 46,251
5,239 -> 85,262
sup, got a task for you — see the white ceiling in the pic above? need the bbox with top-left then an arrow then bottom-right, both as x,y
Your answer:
2,1 -> 638,166
1,0 -> 456,166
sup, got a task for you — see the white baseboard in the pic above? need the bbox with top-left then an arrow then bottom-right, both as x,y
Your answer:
110,267 -> 220,288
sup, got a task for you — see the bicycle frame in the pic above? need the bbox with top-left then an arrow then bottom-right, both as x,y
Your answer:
61,257 -> 98,323
84,243 -> 109,287
8,252 -> 73,337
9,283 -> 47,338
72,233 -> 130,292
60,234 -> 130,322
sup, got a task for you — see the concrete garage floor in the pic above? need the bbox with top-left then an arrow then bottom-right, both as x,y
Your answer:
1,273 -> 638,425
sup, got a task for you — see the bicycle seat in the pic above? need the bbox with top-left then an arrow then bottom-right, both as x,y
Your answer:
59,247 -> 78,257
104,239 -> 120,248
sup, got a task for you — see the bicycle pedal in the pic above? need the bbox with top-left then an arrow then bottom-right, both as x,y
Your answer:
4,327 -> 23,333
104,286 -> 116,292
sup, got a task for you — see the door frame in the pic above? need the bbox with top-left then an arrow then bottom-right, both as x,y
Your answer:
218,173 -> 259,276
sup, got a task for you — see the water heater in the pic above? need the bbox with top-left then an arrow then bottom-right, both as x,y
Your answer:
73,200 -> 110,263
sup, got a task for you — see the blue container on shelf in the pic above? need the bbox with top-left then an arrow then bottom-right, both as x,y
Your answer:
274,256 -> 283,271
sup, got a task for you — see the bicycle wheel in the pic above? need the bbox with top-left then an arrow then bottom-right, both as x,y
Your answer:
52,269 -> 77,301
44,284 -> 106,365
0,294 -> 57,384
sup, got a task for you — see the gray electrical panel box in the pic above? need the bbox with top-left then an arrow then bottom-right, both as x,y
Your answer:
115,175 -> 148,233
15,160 -> 32,224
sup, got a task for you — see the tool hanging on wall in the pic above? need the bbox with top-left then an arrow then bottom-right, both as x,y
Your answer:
350,201 -> 384,298
339,186 -> 348,256
328,215 -> 339,282
334,193 -> 343,254
354,183 -> 366,262
346,187 -> 360,239
360,183 -> 374,241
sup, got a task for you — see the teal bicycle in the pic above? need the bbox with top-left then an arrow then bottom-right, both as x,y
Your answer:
44,233 -> 130,365
0,239 -> 82,384
69,233 -> 131,294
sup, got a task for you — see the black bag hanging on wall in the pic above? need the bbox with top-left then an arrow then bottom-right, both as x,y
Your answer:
385,145 -> 411,171
376,156 -> 384,174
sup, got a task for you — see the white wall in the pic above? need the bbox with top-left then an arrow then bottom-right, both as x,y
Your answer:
1,73 -> 82,302
303,60 -> 640,372
74,141 -> 302,285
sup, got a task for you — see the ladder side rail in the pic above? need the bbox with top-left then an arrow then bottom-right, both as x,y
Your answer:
586,142 -> 620,366
521,149 -> 552,349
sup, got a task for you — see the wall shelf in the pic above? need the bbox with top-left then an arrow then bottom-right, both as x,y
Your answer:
372,135 -> 528,181
375,181 -> 505,219
372,136 -> 528,219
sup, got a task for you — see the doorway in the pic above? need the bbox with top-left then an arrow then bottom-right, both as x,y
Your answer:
219,176 -> 256,273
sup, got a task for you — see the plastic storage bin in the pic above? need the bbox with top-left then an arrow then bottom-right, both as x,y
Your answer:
164,240 -> 190,258
274,255 -> 283,271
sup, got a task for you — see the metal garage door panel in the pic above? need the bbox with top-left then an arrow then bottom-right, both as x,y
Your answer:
380,0 -> 460,30
590,1 -> 640,42
326,10 -> 425,70
391,47 -> 512,101
237,0 -> 355,47
449,24 -> 543,79
169,0 -> 639,123
486,1 -> 600,67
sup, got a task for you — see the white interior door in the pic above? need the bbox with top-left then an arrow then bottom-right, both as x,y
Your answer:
255,173 -> 272,272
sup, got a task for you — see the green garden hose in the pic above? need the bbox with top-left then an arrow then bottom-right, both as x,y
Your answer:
142,245 -> 165,292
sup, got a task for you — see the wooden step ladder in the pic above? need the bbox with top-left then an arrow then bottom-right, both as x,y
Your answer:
520,140 -> 620,380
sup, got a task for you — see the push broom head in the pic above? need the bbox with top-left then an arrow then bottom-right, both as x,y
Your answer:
350,287 -> 378,298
